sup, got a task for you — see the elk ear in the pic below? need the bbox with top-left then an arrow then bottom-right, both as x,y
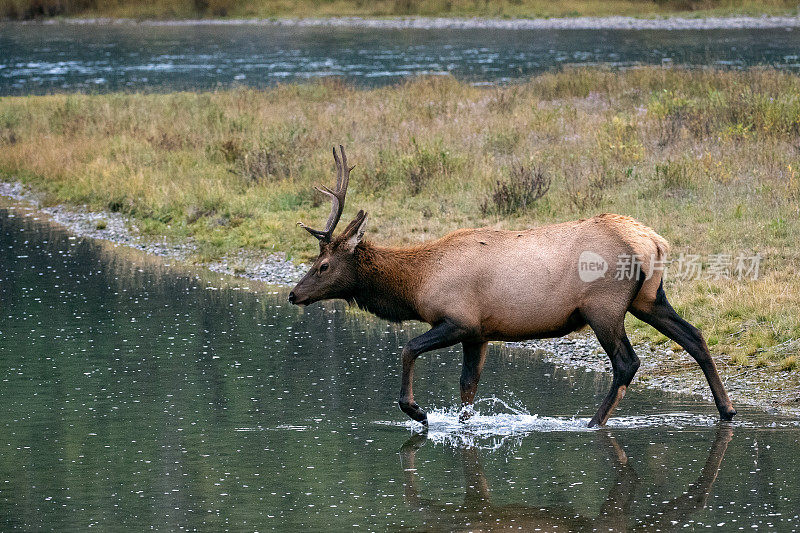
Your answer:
339,210 -> 368,252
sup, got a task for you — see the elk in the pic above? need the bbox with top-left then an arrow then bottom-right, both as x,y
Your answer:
289,146 -> 737,427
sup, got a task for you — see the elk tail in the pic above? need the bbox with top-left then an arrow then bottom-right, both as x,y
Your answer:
631,228 -> 670,311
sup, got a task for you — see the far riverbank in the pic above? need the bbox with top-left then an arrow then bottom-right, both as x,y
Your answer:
27,14 -> 800,30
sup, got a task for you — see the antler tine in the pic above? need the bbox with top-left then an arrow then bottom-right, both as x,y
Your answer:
297,145 -> 353,242
296,221 -> 328,240
339,144 -> 353,192
332,145 -> 343,189
318,186 -> 342,236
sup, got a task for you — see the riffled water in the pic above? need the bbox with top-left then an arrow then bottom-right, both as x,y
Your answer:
2,204 -> 800,530
2,22 -> 800,94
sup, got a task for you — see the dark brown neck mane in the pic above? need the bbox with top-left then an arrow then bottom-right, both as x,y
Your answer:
352,241 -> 430,323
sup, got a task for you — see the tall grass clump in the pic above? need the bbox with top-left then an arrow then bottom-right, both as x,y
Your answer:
654,159 -> 697,191
648,83 -> 800,139
403,138 -> 462,195
368,137 -> 463,196
228,122 -> 309,183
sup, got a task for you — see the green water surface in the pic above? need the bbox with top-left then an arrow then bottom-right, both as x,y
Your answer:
1,206 -> 798,531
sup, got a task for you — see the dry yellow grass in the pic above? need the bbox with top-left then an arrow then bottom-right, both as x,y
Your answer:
1,0 -> 797,19
0,67 -> 798,369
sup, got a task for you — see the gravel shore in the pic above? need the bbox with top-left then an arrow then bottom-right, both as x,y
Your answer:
2,180 -> 798,420
0,181 -> 306,285
41,14 -> 800,30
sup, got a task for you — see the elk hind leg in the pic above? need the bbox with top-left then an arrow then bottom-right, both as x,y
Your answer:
630,282 -> 736,420
586,315 -> 640,428
459,341 -> 488,422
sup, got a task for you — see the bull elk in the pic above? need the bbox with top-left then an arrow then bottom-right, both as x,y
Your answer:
289,146 -> 737,427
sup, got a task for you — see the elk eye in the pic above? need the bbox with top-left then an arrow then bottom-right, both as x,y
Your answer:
318,263 -> 329,273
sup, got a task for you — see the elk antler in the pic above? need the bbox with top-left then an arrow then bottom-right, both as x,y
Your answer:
297,145 -> 353,242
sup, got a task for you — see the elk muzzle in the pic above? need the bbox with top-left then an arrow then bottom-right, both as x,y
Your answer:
287,288 -> 311,306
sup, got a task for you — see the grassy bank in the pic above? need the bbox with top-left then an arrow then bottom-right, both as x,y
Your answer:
1,68 -> 799,371
1,0 -> 798,20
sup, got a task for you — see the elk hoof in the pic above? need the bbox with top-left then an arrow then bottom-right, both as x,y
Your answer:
459,405 -> 475,423
399,399 -> 428,424
587,415 -> 604,428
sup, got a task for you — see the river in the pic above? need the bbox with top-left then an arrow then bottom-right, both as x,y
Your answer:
2,22 -> 800,94
1,202 -> 799,530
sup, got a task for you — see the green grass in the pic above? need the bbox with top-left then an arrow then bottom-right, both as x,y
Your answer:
1,0 -> 798,20
1,67 -> 799,370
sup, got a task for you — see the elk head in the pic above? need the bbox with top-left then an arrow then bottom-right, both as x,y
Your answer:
288,146 -> 368,306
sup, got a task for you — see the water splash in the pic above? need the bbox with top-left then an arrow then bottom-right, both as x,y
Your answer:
375,396 -> 756,449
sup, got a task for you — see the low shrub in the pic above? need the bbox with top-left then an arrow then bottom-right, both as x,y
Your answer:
481,160 -> 550,215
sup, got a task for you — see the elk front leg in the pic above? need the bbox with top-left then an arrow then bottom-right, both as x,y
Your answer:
587,318 -> 640,428
459,341 -> 488,422
399,319 -> 470,424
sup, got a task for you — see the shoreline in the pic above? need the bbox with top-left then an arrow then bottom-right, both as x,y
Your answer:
2,179 -> 798,421
14,14 -> 800,31
0,181 -> 306,285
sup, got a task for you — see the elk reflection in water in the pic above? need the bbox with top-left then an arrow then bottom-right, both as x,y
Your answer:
399,425 -> 733,531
